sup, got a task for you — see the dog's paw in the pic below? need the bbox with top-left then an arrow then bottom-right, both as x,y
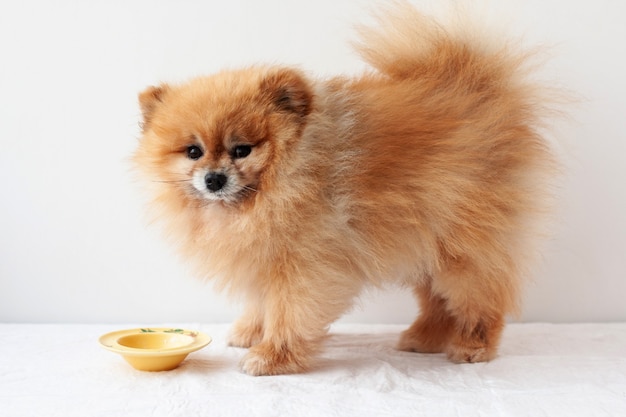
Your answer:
228,323 -> 263,348
445,344 -> 496,363
397,318 -> 454,354
239,342 -> 309,376
397,328 -> 446,354
445,319 -> 503,363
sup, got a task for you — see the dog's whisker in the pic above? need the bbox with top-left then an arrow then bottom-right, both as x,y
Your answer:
152,179 -> 192,184
242,185 -> 258,193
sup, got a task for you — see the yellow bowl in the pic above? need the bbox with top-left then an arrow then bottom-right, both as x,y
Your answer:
99,328 -> 211,371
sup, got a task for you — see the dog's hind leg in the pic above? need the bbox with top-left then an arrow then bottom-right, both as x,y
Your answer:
397,279 -> 456,354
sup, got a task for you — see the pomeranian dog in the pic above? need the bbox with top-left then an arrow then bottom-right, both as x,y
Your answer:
133,1 -> 556,375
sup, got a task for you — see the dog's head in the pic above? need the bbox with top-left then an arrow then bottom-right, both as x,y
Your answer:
134,67 -> 313,208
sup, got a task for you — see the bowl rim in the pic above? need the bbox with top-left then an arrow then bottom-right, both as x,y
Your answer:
99,327 -> 211,357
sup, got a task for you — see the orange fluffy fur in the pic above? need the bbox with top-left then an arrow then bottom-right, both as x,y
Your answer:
133,2 -> 556,375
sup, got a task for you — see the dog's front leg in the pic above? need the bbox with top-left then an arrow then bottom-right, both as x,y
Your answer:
238,280 -> 336,376
228,302 -> 264,348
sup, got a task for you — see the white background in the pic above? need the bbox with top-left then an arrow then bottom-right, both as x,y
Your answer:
1,0 -> 624,324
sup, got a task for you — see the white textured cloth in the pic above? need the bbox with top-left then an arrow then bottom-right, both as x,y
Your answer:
1,323 -> 625,416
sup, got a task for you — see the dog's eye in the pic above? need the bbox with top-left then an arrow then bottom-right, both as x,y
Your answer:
232,145 -> 252,159
186,145 -> 204,160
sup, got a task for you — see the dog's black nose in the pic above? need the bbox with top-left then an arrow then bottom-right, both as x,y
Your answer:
205,172 -> 228,192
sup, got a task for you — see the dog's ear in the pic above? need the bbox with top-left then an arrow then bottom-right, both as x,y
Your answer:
138,84 -> 169,128
261,69 -> 313,120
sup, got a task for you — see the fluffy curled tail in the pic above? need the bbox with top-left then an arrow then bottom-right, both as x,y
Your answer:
354,1 -> 532,88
